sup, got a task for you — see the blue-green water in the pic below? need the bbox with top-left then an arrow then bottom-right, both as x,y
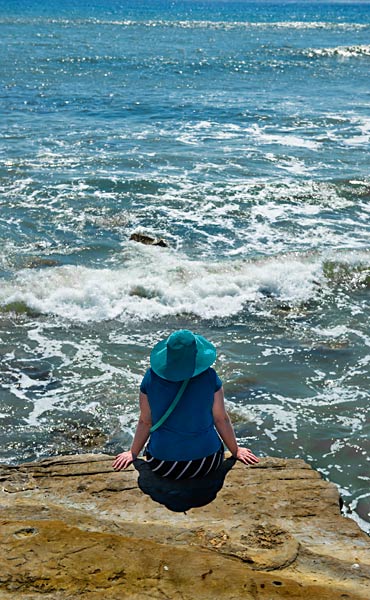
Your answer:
0,1 -> 369,531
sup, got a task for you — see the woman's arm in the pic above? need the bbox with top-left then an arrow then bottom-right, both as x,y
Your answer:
112,392 -> 152,471
212,386 -> 259,465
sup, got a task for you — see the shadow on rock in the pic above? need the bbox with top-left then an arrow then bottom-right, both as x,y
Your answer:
134,457 -> 236,512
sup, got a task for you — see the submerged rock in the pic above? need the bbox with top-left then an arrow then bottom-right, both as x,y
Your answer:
0,454 -> 369,599
23,257 -> 60,269
49,423 -> 108,451
323,260 -> 370,290
10,359 -> 53,381
11,256 -> 61,271
129,232 -> 169,247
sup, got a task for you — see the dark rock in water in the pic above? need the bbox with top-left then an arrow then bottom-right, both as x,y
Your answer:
154,238 -> 168,247
3,358 -> 60,393
1,301 -> 41,317
61,424 -> 107,449
129,285 -> 156,299
24,257 -> 60,269
13,256 -> 60,270
46,415 -> 108,452
259,286 -> 276,299
323,260 -> 370,290
130,232 -> 168,247
309,342 -> 351,358
356,497 -> 370,523
13,359 -> 53,381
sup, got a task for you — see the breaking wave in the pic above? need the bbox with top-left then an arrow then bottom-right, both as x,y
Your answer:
305,44 -> 370,59
1,247 -> 369,323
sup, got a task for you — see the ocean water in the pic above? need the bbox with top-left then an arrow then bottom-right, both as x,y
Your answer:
0,0 -> 369,531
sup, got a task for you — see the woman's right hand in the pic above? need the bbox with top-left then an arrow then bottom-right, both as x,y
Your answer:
235,447 -> 259,465
112,451 -> 136,471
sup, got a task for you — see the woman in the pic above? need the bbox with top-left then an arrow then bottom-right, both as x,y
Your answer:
113,329 -> 258,478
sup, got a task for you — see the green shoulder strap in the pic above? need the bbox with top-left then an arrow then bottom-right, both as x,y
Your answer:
149,378 -> 190,433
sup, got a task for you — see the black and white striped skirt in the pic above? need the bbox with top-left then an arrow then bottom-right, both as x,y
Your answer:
145,445 -> 224,480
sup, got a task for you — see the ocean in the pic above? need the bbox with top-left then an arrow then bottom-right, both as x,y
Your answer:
0,0 -> 369,532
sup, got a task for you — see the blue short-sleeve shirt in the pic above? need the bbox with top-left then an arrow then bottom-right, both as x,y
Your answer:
140,367 -> 222,461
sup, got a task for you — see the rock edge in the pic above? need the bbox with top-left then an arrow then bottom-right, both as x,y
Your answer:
0,454 -> 369,599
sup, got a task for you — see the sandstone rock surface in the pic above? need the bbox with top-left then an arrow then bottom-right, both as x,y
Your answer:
0,454 -> 369,599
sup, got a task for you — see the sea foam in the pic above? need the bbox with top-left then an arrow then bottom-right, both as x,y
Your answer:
0,246 -> 329,322
306,45 -> 370,59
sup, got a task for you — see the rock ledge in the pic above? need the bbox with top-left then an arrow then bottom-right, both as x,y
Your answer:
0,454 -> 369,599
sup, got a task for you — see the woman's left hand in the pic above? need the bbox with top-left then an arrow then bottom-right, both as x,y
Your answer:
112,451 -> 135,471
235,447 -> 259,465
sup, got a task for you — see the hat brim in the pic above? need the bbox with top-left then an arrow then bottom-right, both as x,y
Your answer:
150,334 -> 217,382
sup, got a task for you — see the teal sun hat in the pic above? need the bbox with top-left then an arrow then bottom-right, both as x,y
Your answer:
150,329 -> 217,382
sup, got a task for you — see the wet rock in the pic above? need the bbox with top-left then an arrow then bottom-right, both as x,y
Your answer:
10,255 -> 60,271
23,257 -> 60,269
309,342 -> 351,357
129,285 -> 157,299
44,419 -> 108,455
0,454 -> 369,599
323,260 -> 370,290
12,359 -> 53,381
57,423 -> 107,449
129,232 -> 168,247
1,301 -> 41,317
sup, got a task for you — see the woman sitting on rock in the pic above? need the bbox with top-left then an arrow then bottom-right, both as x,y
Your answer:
113,329 -> 258,479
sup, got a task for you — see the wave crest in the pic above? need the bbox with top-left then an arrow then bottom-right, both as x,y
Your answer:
1,249 -> 369,323
305,45 -> 370,59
